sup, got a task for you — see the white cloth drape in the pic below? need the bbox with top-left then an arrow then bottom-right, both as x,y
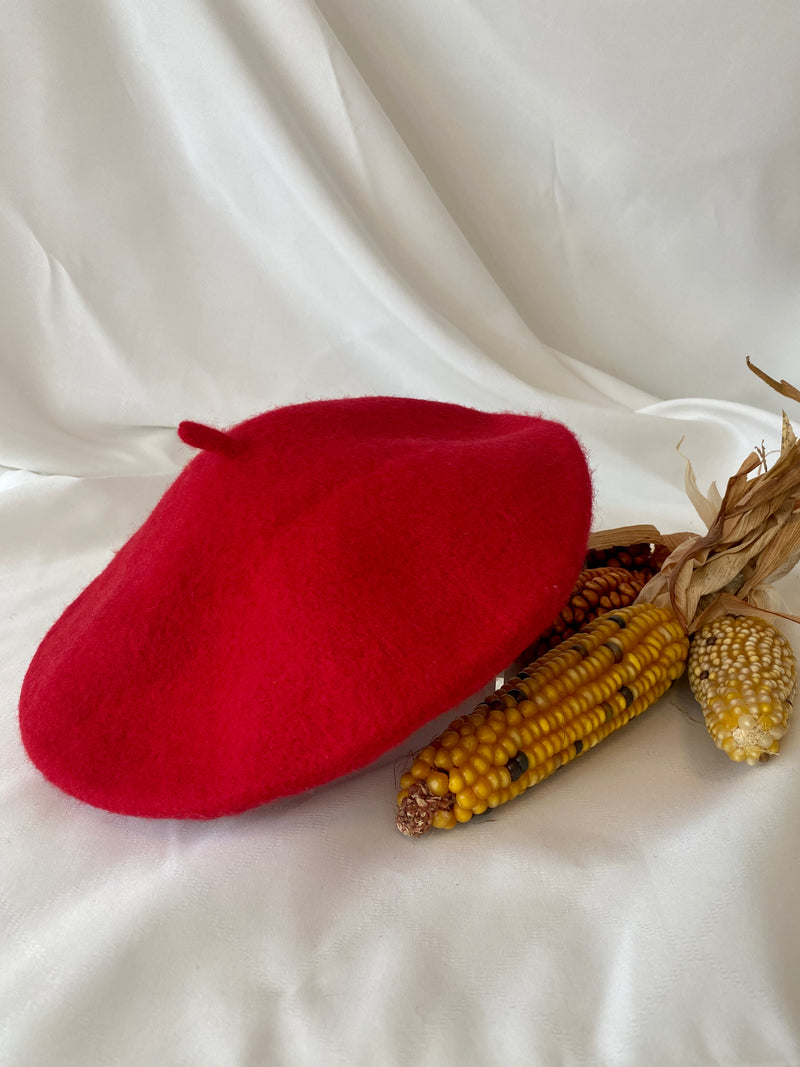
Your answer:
3,3 -> 799,1064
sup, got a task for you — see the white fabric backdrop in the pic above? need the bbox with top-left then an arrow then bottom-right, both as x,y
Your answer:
2,3 -> 800,1065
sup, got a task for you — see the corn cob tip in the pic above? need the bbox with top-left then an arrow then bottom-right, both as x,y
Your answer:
396,781 -> 454,837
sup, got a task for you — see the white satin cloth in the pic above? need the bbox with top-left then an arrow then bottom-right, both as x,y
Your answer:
2,3 -> 800,1065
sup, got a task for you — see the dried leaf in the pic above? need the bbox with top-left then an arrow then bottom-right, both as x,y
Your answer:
587,524 -> 694,553
737,515 -> 800,596
691,591 -> 800,631
782,411 -> 797,456
591,359 -> 800,633
682,523 -> 790,623
677,437 -> 718,529
747,356 -> 800,404
658,431 -> 800,628
706,480 -> 723,515
732,439 -> 800,516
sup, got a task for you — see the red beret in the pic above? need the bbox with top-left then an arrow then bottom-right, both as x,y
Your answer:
19,396 -> 592,818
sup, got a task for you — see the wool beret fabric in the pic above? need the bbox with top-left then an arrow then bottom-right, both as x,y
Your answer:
19,396 -> 592,819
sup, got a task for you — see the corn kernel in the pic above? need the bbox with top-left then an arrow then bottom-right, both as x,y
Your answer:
427,771 -> 450,797
433,748 -> 453,771
448,771 -> 465,794
409,758 -> 430,780
474,777 -> 493,800
432,808 -> 457,830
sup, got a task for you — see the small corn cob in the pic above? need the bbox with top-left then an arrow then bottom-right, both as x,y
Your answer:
687,613 -> 797,765
396,603 -> 689,836
520,567 -> 650,663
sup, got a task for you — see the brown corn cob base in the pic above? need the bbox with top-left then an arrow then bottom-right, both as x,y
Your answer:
396,782 -> 455,837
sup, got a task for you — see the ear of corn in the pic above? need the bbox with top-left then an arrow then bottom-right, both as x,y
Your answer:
396,603 -> 689,836
520,567 -> 650,663
585,363 -> 800,769
687,613 -> 797,765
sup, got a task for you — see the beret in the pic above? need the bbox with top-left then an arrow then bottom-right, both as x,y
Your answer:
19,396 -> 592,818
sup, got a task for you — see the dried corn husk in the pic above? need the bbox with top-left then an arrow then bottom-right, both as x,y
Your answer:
745,355 -> 800,406
590,359 -> 800,633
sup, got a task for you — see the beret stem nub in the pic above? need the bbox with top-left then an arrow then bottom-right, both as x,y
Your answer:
178,421 -> 245,457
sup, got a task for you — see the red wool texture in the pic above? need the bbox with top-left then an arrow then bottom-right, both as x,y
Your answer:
19,396 -> 593,819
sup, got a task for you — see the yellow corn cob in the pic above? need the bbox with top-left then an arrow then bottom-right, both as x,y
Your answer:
687,613 -> 797,765
396,603 -> 689,836
520,567 -> 650,663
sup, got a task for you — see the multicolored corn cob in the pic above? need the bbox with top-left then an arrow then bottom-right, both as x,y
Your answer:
396,603 -> 689,835
687,613 -> 797,765
520,567 -> 650,663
